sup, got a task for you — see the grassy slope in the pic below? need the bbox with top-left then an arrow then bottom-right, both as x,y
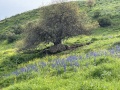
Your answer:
0,8 -> 40,33
0,0 -> 120,90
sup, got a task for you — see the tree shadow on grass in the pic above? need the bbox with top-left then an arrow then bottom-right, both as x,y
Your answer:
0,41 -> 93,77
3,41 -> 93,67
0,49 -> 47,76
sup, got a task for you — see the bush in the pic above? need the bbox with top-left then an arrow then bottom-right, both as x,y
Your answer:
86,0 -> 95,8
93,10 -> 101,18
0,34 -> 6,41
98,16 -> 112,27
6,32 -> 16,43
11,25 -> 23,34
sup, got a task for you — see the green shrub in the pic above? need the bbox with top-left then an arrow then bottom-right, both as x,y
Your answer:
93,10 -> 101,18
11,25 -> 23,35
98,16 -> 112,27
0,34 -> 6,41
6,32 -> 16,43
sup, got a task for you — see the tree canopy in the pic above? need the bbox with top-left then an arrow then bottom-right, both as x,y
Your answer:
22,2 -> 96,50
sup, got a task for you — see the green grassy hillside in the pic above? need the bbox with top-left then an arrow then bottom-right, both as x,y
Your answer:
0,0 -> 120,90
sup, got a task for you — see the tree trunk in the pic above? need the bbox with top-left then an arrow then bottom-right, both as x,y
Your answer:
54,28 -> 63,46
54,38 -> 62,46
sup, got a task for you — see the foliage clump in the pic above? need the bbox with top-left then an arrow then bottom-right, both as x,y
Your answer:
0,34 -> 6,41
93,10 -> 101,19
11,25 -> 23,35
86,0 -> 96,8
98,16 -> 112,27
0,25 -> 23,43
6,32 -> 17,43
